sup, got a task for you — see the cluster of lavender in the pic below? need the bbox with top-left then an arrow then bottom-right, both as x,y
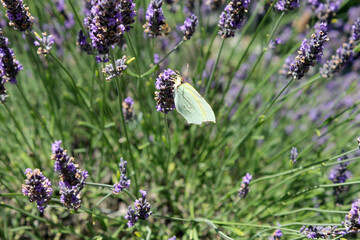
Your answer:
113,158 -> 131,194
289,22 -> 329,79
102,55 -> 128,81
54,0 -> 75,29
85,0 -> 136,61
155,69 -> 178,113
0,29 -> 22,86
1,0 -> 34,31
122,97 -> 134,121
77,30 -> 92,55
328,154 -> 351,204
238,173 -> 252,198
144,0 -> 170,38
268,229 -> 282,240
300,225 -> 338,239
168,236 -> 176,240
125,190 -> 152,227
22,168 -> 53,212
307,0 -> 341,23
180,14 -> 198,41
51,140 -> 88,211
320,18 -> 360,78
218,0 -> 251,38
290,147 -> 298,164
34,32 -> 55,56
343,198 -> 360,233
275,0 -> 300,12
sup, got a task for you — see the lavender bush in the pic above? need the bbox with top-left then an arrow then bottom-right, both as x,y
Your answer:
1,0 -> 360,239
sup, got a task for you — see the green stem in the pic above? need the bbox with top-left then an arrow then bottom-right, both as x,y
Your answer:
68,0 -> 86,33
158,40 -> 184,65
109,49 -> 139,195
274,208 -> 348,217
204,38 -> 225,96
164,115 -> 171,176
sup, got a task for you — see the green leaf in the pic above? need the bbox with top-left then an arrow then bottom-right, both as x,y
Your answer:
223,226 -> 244,236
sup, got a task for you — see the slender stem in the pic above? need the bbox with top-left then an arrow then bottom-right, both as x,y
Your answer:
109,49 -> 139,195
205,38 -> 225,96
125,33 -> 141,78
158,40 -> 184,65
68,0 -> 86,33
274,208 -> 348,217
94,192 -> 113,208
164,115 -> 171,176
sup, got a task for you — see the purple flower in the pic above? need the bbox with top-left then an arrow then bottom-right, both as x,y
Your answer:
34,32 -> 55,56
269,38 -> 282,49
86,0 -> 136,61
308,0 -> 342,23
218,0 -> 251,38
122,97 -> 134,121
238,173 -> 252,198
22,168 -> 53,212
180,14 -> 198,41
125,189 -> 153,227
77,30 -> 92,54
0,80 -> 7,103
275,0 -> 300,12
290,147 -> 298,164
329,154 -> 351,204
102,55 -> 127,81
351,17 -> 360,42
290,22 -> 329,79
113,158 -> 131,194
54,0 -> 75,29
0,29 -> 23,84
51,140 -> 88,210
143,0 -> 170,38
268,229 -> 283,240
184,0 -> 194,15
1,0 -> 34,31
300,225 -> 338,239
168,237 -> 176,240
343,198 -> 360,233
155,69 -> 178,113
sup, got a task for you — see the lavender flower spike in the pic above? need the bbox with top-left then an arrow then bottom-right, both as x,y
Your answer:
180,14 -> 198,41
238,173 -> 252,198
0,80 -> 7,103
351,17 -> 360,42
51,140 -> 88,210
290,22 -> 329,80
77,30 -> 92,54
329,154 -> 351,204
0,29 -> 23,84
143,0 -> 170,38
218,0 -> 251,38
102,55 -> 127,81
275,0 -> 300,12
125,189 -> 153,227
268,229 -> 283,240
290,147 -> 298,164
34,32 -> 55,56
154,69 -> 177,113
113,158 -> 131,194
22,168 -> 53,212
343,198 -> 360,233
168,237 -> 176,240
1,0 -> 34,31
122,97 -> 134,121
300,225 -> 338,239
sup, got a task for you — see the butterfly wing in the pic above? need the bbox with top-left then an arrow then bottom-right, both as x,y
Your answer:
174,83 -> 216,125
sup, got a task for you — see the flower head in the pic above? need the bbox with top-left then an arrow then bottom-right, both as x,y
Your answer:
268,229 -> 283,240
143,0 -> 170,38
218,0 -> 251,38
54,0 -> 75,29
0,81 -> 7,103
102,55 -> 127,81
34,32 -> 55,56
308,0 -> 341,23
351,17 -> 360,42
328,154 -> 351,203
180,14 -> 198,41
113,158 -> 131,194
125,189 -> 153,227
168,237 -> 176,240
275,0 -> 300,12
238,173 -> 252,198
51,140 -> 88,210
0,29 -> 23,84
122,97 -> 134,121
77,30 -> 92,54
343,198 -> 360,233
154,69 -> 179,113
300,225 -> 338,239
22,168 -> 53,212
1,0 -> 34,31
290,22 -> 329,79
290,147 -> 298,164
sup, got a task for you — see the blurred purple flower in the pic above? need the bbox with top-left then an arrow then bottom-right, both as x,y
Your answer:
351,17 -> 360,42
180,14 -> 198,41
308,0 -> 342,23
77,30 -> 92,54
238,173 -> 252,198
1,0 -> 34,31
22,168 -> 53,212
268,229 -> 283,240
34,32 -> 55,56
54,0 -> 75,29
268,38 -> 282,49
168,237 -> 176,240
218,0 -> 251,38
300,225 -> 338,239
290,22 -> 329,79
290,147 -> 298,164
343,198 -> 360,233
122,96 -> 134,121
329,154 -> 351,204
51,140 -> 88,211
275,0 -> 300,12
144,0 -> 170,38
0,29 -> 22,84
